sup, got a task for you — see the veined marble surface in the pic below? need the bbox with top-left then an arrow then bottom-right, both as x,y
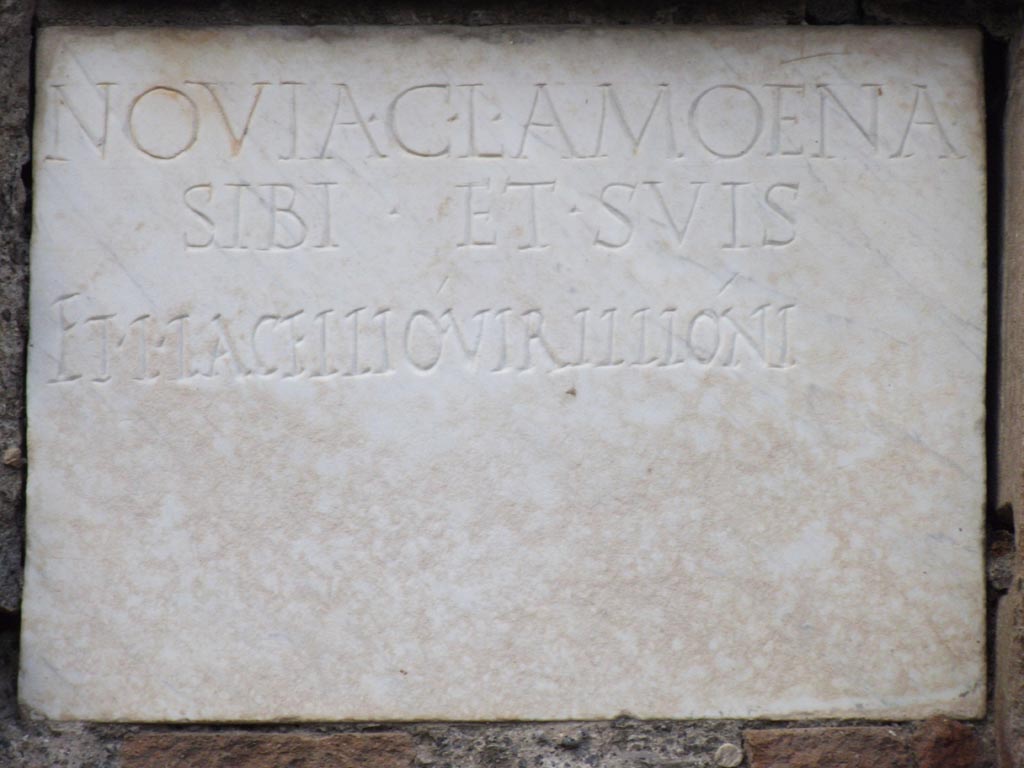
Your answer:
22,26 -> 986,721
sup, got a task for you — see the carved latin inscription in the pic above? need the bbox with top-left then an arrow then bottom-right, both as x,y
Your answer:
24,28 -> 986,723
41,77 -> 963,258
45,80 -> 961,163
47,295 -> 798,383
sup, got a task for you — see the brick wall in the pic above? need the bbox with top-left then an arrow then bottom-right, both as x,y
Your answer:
1,2 -> 1020,765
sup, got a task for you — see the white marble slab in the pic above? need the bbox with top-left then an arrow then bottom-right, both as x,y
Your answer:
22,26 -> 986,721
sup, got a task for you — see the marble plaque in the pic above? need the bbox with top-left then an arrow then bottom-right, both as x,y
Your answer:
22,27 -> 986,721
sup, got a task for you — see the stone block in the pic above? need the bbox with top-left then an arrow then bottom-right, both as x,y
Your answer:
21,26 -> 987,721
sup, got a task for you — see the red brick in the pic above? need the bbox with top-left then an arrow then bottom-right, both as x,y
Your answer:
911,717 -> 980,768
120,731 -> 414,768
745,726 -> 911,768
